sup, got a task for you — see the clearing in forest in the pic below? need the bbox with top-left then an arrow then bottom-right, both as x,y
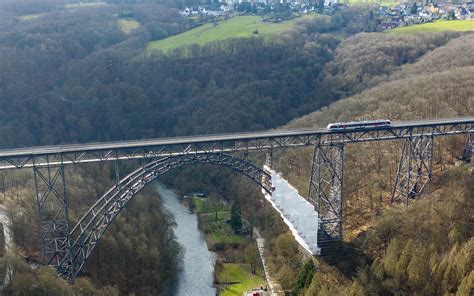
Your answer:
118,18 -> 140,34
146,14 -> 319,54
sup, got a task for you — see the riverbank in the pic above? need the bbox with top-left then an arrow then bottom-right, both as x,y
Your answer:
155,183 -> 217,296
181,194 -> 267,295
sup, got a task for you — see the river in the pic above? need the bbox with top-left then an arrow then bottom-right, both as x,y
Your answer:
155,183 -> 216,296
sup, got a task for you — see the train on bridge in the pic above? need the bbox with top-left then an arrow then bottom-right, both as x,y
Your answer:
327,119 -> 392,130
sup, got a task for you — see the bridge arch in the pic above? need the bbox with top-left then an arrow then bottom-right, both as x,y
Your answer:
58,153 -> 272,278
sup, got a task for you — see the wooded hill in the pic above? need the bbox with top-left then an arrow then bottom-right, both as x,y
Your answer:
275,31 -> 474,295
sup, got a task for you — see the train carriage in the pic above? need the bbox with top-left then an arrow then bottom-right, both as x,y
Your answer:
327,119 -> 391,130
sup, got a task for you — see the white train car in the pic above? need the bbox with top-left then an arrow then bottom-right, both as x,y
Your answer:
327,119 -> 391,130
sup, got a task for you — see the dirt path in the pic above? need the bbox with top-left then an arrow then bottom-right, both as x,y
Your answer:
253,228 -> 284,296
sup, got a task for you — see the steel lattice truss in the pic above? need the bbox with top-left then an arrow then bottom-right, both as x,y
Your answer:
33,162 -> 72,275
308,144 -> 344,245
0,118 -> 473,279
462,132 -> 472,162
0,119 -> 472,170
54,153 -> 271,278
391,136 -> 433,205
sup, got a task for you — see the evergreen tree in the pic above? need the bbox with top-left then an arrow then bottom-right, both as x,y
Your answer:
294,260 -> 316,293
319,0 -> 325,13
230,201 -> 242,233
411,2 -> 418,15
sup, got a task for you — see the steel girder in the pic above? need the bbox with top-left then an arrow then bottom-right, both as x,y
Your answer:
391,136 -> 433,205
0,119 -> 472,170
33,157 -> 73,278
462,132 -> 472,162
55,153 -> 271,279
308,144 -> 344,250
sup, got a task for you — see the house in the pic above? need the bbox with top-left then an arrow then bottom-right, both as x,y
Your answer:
467,2 -> 474,13
427,3 -> 439,14
180,7 -> 191,16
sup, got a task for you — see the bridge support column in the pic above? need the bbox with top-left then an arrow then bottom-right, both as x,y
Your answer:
264,150 -> 273,170
33,157 -> 73,278
308,144 -> 344,256
461,132 -> 472,162
392,136 -> 433,205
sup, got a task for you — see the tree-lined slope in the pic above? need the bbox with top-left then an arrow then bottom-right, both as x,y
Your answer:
274,31 -> 474,295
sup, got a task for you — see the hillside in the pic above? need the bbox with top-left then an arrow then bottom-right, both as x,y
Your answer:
146,14 -> 320,54
281,32 -> 474,231
153,30 -> 474,295
273,31 -> 474,295
288,33 -> 474,128
394,33 -> 474,78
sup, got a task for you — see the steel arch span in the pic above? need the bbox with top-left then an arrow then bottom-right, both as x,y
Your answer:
57,153 -> 272,279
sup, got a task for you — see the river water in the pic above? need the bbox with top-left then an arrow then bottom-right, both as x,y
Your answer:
155,183 -> 216,296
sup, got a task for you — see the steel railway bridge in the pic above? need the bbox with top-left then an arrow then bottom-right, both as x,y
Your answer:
0,117 -> 472,280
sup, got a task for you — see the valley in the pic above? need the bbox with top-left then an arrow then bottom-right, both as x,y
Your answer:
0,0 -> 472,295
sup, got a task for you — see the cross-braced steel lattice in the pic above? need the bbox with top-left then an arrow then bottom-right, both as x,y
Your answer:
461,133 -> 472,162
55,153 -> 272,279
308,144 -> 344,253
391,136 -> 433,205
33,157 -> 72,278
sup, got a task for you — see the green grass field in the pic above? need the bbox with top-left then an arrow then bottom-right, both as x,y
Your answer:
147,14 -> 320,54
193,197 -> 228,213
118,19 -> 140,34
387,20 -> 474,34
200,211 -> 230,222
218,264 -> 265,296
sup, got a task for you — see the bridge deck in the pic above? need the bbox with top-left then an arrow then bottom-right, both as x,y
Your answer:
0,118 -> 472,170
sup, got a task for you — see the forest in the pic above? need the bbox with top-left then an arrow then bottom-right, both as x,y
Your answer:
0,2 -> 377,148
0,1 -> 472,295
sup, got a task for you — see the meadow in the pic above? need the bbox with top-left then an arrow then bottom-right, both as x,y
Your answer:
147,14 -> 319,54
117,19 -> 140,34
387,20 -> 474,34
218,264 -> 266,296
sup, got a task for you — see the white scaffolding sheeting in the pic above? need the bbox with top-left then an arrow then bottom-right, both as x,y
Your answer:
262,167 -> 320,255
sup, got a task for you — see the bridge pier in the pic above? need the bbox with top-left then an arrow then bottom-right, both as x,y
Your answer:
392,136 -> 433,206
461,132 -> 472,162
32,157 -> 73,278
308,143 -> 344,257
